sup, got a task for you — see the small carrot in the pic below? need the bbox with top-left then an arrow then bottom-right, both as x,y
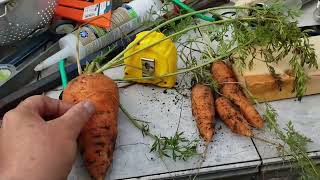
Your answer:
222,84 -> 264,128
215,97 -> 253,137
63,74 -> 119,180
191,84 -> 215,143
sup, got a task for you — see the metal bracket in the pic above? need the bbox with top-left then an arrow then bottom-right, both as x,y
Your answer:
0,4 -> 7,18
0,0 -> 9,18
141,58 -> 155,77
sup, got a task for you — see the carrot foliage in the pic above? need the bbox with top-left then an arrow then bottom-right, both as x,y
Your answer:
120,104 -> 200,161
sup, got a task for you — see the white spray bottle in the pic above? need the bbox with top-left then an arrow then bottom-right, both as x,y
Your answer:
34,0 -> 162,71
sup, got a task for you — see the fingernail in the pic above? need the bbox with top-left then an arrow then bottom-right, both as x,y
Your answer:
82,101 -> 95,114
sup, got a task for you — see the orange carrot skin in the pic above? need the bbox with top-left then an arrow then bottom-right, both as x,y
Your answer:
211,61 -> 237,84
215,97 -> 253,137
191,84 -> 215,142
211,60 -> 264,129
222,84 -> 264,128
63,74 -> 119,180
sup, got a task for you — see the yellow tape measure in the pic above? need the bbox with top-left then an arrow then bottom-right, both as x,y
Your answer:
124,31 -> 178,88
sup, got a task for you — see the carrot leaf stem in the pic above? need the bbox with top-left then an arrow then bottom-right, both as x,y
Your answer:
120,104 -> 200,161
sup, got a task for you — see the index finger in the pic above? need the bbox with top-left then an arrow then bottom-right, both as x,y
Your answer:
18,95 -> 73,118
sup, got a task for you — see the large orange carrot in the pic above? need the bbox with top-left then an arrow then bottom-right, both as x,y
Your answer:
215,97 -> 253,137
222,84 -> 264,128
191,84 -> 215,143
63,74 -> 119,180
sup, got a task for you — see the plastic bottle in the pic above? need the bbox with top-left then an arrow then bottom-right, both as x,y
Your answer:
34,0 -> 162,71
0,64 -> 16,86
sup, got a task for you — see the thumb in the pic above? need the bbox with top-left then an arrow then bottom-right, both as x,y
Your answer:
50,101 -> 96,140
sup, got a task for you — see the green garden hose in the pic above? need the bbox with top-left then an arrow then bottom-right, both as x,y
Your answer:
171,0 -> 215,22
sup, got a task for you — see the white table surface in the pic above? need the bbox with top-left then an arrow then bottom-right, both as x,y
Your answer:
47,79 -> 262,180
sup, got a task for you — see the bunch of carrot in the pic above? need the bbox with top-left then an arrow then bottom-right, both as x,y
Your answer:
191,61 -> 264,143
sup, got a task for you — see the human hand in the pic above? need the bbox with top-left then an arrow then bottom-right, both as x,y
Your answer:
0,95 -> 95,180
